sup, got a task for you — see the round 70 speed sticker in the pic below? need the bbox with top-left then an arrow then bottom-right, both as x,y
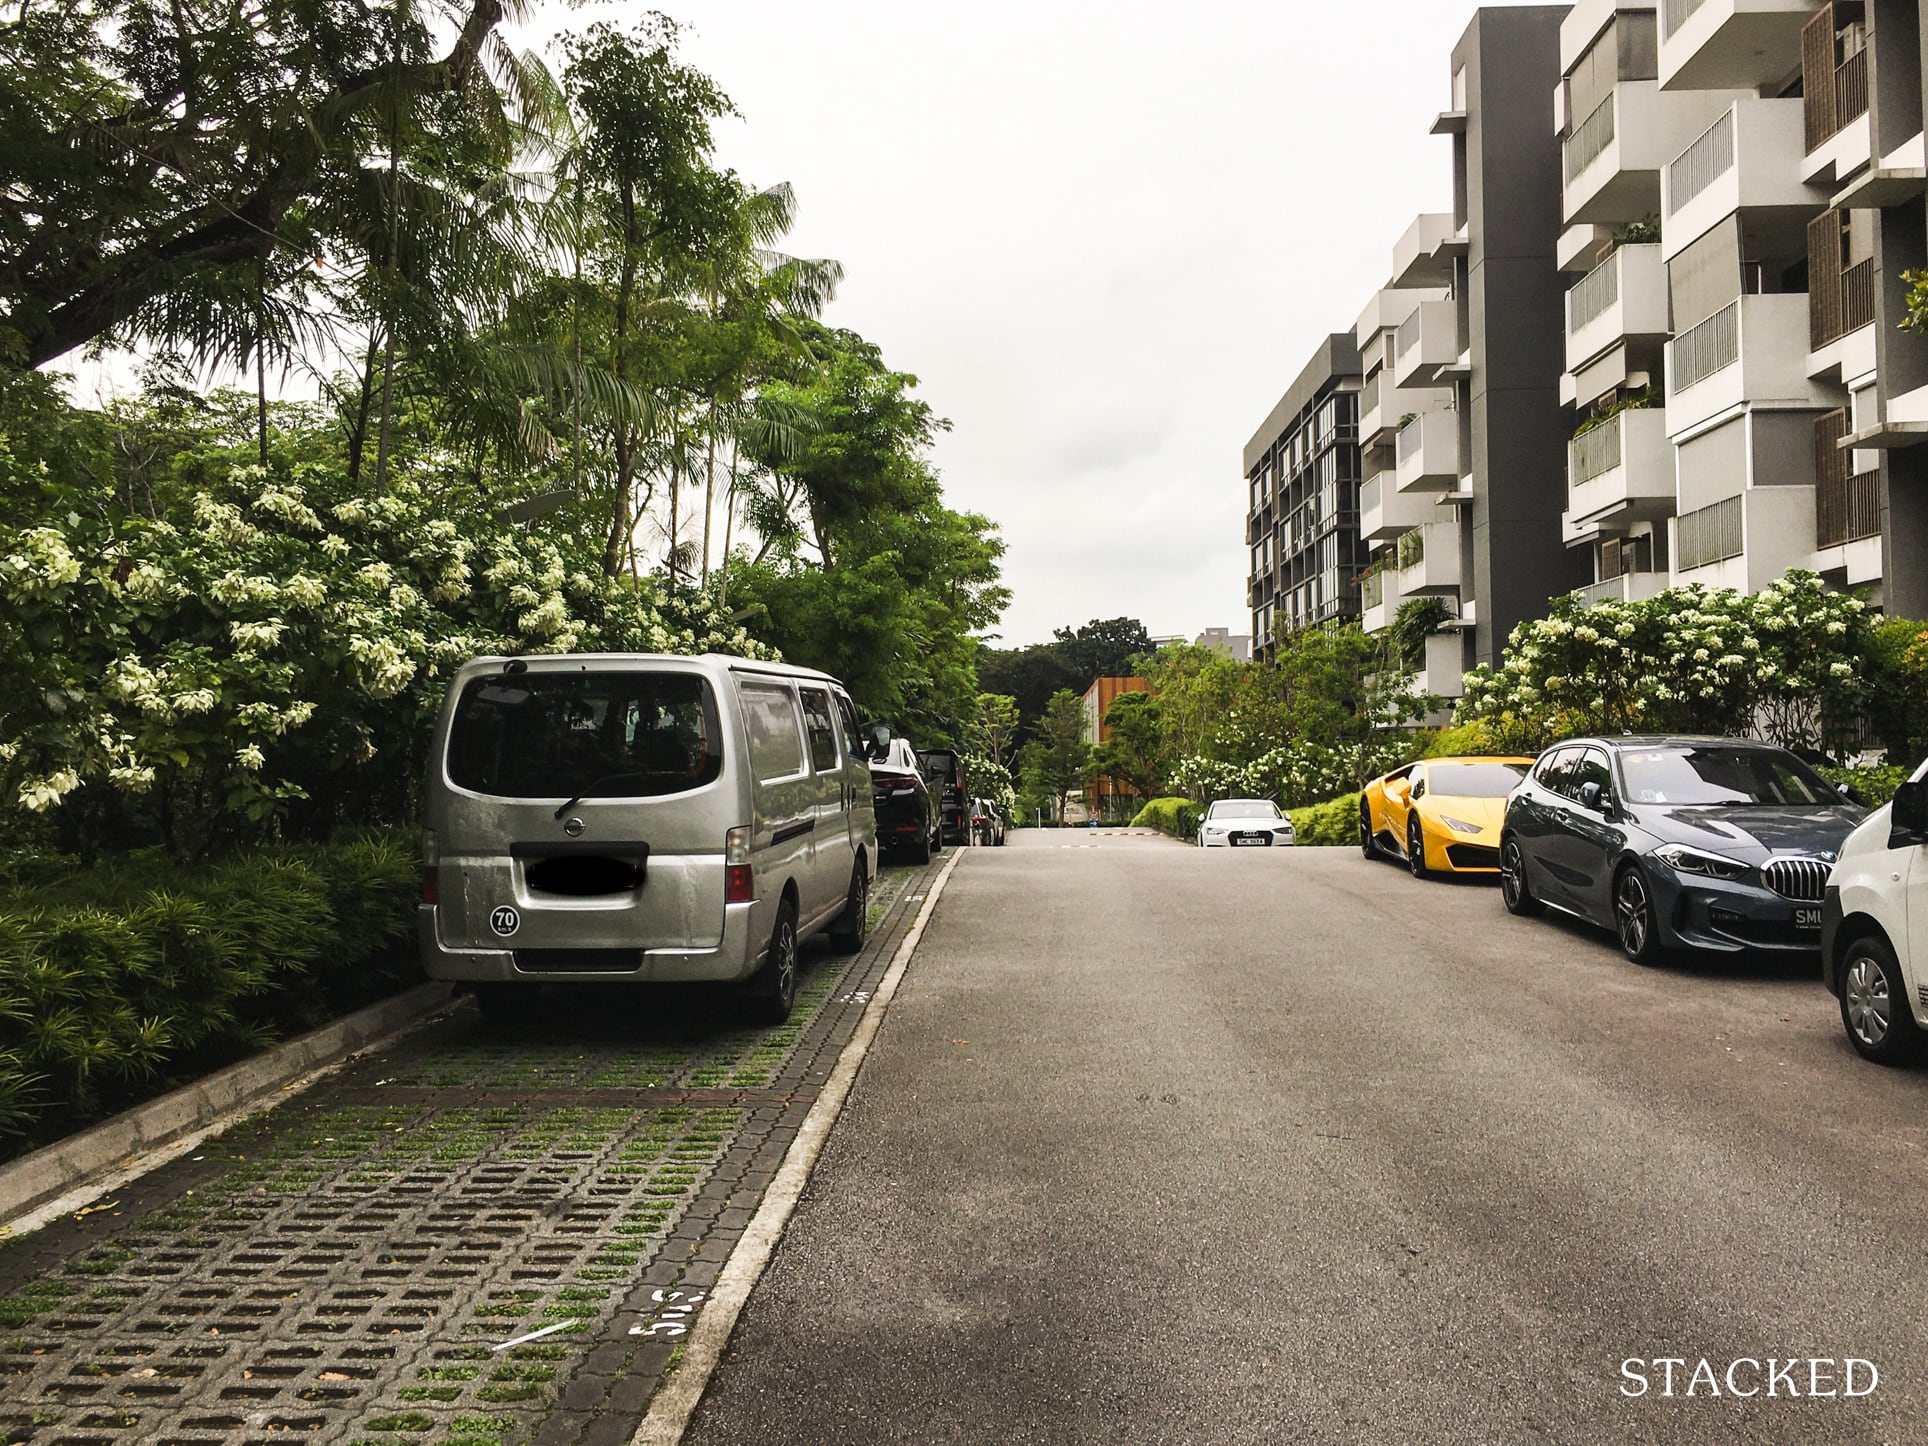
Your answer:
490,905 -> 521,937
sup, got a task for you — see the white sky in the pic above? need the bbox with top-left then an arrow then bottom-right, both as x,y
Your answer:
513,0 -> 1535,646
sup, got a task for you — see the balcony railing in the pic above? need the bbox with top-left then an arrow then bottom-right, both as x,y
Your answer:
1667,111 -> 1735,215
1817,469 -> 1881,546
1671,301 -> 1740,390
1361,475 -> 1382,519
1394,309 -> 1421,358
1361,570 -> 1385,610
1396,418 -> 1424,461
1361,372 -> 1380,423
1574,576 -> 1631,608
1568,251 -> 1621,336
1569,414 -> 1627,490
1564,95 -> 1617,184
1660,0 -> 1707,40
1804,5 -> 1870,152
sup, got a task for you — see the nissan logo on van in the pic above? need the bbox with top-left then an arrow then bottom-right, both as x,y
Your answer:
563,816 -> 586,838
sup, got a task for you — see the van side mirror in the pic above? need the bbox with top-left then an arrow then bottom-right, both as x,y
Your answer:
1891,779 -> 1927,848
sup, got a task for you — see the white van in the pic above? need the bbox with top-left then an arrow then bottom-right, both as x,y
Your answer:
1822,758 -> 1928,1063
420,653 -> 876,1023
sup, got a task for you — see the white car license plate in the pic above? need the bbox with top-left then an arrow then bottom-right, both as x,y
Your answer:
1794,906 -> 1821,931
1232,834 -> 1270,846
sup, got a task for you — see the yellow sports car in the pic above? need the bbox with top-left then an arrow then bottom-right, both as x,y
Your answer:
1359,756 -> 1535,878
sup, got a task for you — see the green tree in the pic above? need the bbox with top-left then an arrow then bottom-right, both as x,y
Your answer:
1088,690 -> 1164,805
1051,616 -> 1152,687
968,692 -> 1021,771
1019,689 -> 1092,825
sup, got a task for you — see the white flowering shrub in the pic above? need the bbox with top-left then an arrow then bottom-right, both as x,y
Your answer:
1456,570 -> 1872,754
0,461 -> 773,853
1170,735 -> 1416,811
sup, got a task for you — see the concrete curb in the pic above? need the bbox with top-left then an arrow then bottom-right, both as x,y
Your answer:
0,979 -> 460,1229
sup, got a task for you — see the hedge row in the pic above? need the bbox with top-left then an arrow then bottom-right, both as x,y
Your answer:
1289,792 -> 1361,847
1130,797 -> 1202,840
0,830 -> 419,1161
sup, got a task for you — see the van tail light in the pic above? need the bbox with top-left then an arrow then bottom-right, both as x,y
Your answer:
725,825 -> 754,904
421,830 -> 439,904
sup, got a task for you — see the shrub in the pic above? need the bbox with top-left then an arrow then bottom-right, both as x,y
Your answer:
1131,797 -> 1200,839
0,829 -> 419,1159
1817,765 -> 1910,809
1289,792 -> 1361,847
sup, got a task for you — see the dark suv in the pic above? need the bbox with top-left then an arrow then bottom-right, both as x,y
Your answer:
917,749 -> 970,846
1499,736 -> 1866,964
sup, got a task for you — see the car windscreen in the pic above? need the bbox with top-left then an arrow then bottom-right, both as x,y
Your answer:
1209,801 -> 1281,819
1616,745 -> 1836,806
1427,762 -> 1530,798
446,671 -> 723,799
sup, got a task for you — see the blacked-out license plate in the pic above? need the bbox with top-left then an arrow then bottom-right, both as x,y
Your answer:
1794,907 -> 1822,931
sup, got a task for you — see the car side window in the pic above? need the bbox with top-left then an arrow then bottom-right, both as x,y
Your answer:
739,682 -> 807,784
799,687 -> 840,774
832,691 -> 863,760
1410,771 -> 1427,801
1571,748 -> 1612,801
1535,748 -> 1578,795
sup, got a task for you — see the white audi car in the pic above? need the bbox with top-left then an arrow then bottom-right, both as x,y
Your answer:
1197,798 -> 1295,848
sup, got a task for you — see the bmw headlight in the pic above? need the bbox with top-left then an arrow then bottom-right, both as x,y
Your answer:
1440,815 -> 1484,835
1653,843 -> 1752,881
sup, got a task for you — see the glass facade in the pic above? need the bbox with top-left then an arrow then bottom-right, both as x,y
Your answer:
1246,383 -> 1365,658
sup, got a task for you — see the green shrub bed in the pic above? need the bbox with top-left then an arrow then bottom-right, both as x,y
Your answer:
0,829 -> 419,1161
1130,797 -> 1201,840
1818,765 -> 1909,808
1289,792 -> 1361,847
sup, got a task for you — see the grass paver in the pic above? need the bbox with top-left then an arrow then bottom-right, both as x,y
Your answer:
0,860 -> 928,1446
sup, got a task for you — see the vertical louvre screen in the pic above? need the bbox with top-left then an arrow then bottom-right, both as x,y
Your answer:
1804,7 -> 1837,151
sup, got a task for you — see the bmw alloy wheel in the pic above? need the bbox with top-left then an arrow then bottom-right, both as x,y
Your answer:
1615,867 -> 1659,964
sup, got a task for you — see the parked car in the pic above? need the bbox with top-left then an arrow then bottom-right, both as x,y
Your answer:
918,748 -> 970,845
1499,736 -> 1866,965
421,654 -> 876,1026
863,727 -> 943,864
971,797 -> 1008,847
1822,759 -> 1928,1063
1360,755 -> 1534,877
1197,799 -> 1295,847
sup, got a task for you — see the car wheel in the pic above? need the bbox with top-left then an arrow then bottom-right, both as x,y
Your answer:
471,982 -> 524,1026
1360,801 -> 1380,860
1499,836 -> 1544,918
1613,864 -> 1668,966
745,900 -> 799,1024
1839,934 -> 1921,1064
908,829 -> 931,865
1406,816 -> 1430,879
828,862 -> 868,955
930,826 -> 944,856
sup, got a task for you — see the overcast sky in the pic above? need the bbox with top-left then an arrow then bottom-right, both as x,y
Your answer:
532,1 -> 1531,646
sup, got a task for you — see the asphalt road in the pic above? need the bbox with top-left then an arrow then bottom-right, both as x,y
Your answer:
684,830 -> 1928,1445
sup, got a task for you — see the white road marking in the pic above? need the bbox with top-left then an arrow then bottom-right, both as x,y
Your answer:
630,846 -> 969,1445
492,1319 -> 581,1351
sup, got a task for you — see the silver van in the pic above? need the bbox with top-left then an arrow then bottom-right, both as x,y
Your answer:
420,653 -> 876,1023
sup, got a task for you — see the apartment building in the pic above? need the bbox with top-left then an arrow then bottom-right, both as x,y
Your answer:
1242,334 -> 1366,663
1557,0 -> 1928,614
1351,6 -> 1585,685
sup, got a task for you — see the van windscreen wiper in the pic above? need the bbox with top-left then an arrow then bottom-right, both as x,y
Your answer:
553,771 -> 650,820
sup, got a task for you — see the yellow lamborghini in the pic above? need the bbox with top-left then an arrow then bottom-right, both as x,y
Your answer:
1359,756 -> 1535,878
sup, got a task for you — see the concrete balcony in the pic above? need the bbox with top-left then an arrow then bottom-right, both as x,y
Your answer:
1563,408 -> 1676,538
1392,301 -> 1460,390
1661,98 -> 1813,258
1391,213 -> 1459,290
1360,371 -> 1449,450
1394,413 -> 1459,494
1572,571 -> 1670,607
1659,0 -> 1817,94
1395,520 -> 1462,596
1666,293 -> 1837,435
1361,470 -> 1443,542
1415,631 -> 1467,700
1566,243 -> 1669,374
1564,83 -> 1749,227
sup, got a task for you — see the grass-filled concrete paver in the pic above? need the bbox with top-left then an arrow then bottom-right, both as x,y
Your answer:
0,859 -> 930,1446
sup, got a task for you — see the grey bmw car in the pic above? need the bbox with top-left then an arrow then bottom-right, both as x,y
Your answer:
1498,736 -> 1866,965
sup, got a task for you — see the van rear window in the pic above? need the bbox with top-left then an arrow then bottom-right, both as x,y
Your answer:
446,672 -> 722,799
